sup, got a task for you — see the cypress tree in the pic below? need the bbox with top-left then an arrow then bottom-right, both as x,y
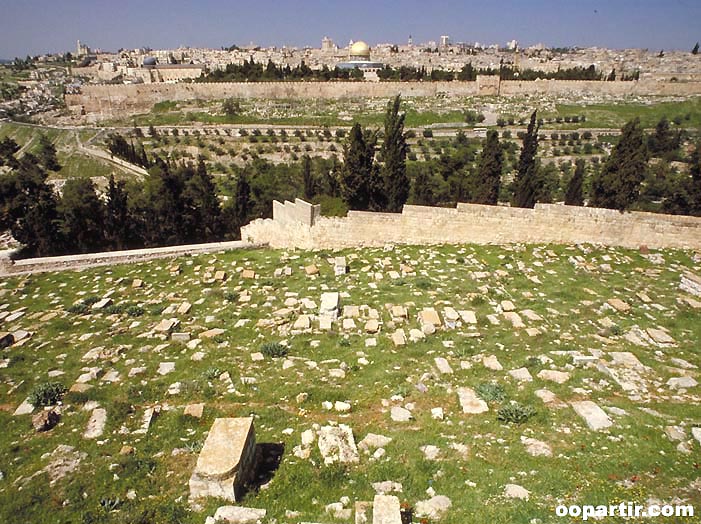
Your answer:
231,172 -> 251,237
340,123 -> 375,210
565,159 -> 586,206
511,110 -> 541,208
473,130 -> 503,205
302,154 -> 315,201
590,118 -> 648,211
104,175 -> 131,250
381,95 -> 409,212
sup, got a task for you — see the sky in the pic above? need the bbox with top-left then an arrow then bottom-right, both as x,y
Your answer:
0,0 -> 700,58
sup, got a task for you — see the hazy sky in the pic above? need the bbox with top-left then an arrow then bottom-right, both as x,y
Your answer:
1,0 -> 700,58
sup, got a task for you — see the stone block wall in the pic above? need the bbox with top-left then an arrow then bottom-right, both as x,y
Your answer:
241,201 -> 701,250
64,78 -> 701,121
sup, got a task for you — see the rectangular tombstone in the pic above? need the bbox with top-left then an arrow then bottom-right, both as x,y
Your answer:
189,417 -> 257,502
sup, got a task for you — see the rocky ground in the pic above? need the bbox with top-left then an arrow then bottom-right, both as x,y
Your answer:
0,243 -> 700,523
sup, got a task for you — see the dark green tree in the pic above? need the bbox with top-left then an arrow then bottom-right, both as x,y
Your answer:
6,156 -> 63,256
692,42 -> 699,55
564,159 -> 586,206
340,123 -> 376,210
647,117 -> 680,158
302,154 -> 315,201
472,130 -> 503,205
381,95 -> 409,212
59,178 -> 105,253
104,175 -> 131,250
224,172 -> 252,238
511,110 -> 541,208
410,165 -> 436,206
590,118 -> 648,211
37,134 -> 61,172
183,158 -> 222,241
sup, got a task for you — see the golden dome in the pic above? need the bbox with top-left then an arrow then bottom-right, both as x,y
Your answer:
349,40 -> 371,58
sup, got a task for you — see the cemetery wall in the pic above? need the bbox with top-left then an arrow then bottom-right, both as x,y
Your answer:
65,78 -> 701,120
241,201 -> 701,250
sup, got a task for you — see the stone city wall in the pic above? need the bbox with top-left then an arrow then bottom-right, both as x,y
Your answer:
65,78 -> 701,120
240,200 -> 701,250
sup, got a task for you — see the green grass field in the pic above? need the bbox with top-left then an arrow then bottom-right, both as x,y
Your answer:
0,243 -> 700,523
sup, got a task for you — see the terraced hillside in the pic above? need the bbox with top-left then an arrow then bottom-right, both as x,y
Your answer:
0,243 -> 700,523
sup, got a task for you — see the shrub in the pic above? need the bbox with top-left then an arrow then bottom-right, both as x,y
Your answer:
67,302 -> 89,314
104,304 -> 126,315
29,381 -> 67,407
126,305 -> 145,317
261,342 -> 288,358
497,402 -> 536,424
82,296 -> 101,306
476,382 -> 506,403
203,367 -> 223,380
422,128 -> 433,138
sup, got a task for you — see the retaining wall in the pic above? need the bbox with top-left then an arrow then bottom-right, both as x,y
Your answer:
65,78 -> 701,120
0,240 -> 255,276
240,200 -> 701,250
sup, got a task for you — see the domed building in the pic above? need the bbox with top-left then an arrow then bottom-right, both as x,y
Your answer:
337,40 -> 384,76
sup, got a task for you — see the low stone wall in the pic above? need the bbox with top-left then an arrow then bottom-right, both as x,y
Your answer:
241,201 -> 701,250
0,240 -> 256,277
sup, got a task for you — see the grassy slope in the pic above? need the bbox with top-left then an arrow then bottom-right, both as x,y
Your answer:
0,243 -> 700,523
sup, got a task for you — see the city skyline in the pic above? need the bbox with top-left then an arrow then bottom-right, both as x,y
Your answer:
1,0 -> 700,58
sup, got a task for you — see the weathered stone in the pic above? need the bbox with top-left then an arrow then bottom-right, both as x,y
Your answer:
171,332 -> 191,342
458,310 -> 477,324
84,408 -> 107,439
177,302 -> 192,315
509,367 -> 533,382
199,328 -> 225,339
358,433 -> 392,452
521,436 -> 552,457
390,406 -> 413,422
189,417 -> 257,502
157,361 -> 175,375
320,292 -> 340,317
391,329 -> 406,347
607,298 -> 631,313
293,315 -> 311,330
520,309 -> 543,321
184,403 -> 204,418
365,319 -> 380,333
434,357 -> 453,375
211,505 -> 266,524
667,376 -> 698,389
457,387 -> 488,414
91,298 -> 112,310
13,398 -> 35,416
537,369 -> 570,384
419,308 -> 441,327
415,495 -> 452,520
500,300 -> 515,312
571,401 -> 613,431
483,355 -> 503,371
504,484 -> 530,500
32,409 -> 60,432
664,425 -> 686,442
317,424 -> 359,465
241,269 -> 256,279
680,271 -> 701,297
503,311 -> 525,328
646,328 -> 675,345
373,494 -> 401,524
154,318 -> 179,333
304,264 -> 319,275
